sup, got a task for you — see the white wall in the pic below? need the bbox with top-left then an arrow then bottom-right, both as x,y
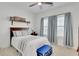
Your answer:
34,3 -> 79,49
0,3 -> 35,48
0,2 -> 79,50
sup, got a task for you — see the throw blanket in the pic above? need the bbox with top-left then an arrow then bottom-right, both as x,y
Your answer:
19,35 -> 39,52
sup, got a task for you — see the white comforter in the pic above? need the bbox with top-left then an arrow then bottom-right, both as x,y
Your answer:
12,35 -> 51,56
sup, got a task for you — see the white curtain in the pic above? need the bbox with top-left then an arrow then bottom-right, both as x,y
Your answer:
48,16 -> 57,44
64,13 -> 73,47
40,18 -> 44,36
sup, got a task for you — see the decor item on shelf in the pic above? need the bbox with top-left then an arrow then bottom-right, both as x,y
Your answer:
26,21 -> 30,25
10,16 -> 30,25
10,16 -> 26,22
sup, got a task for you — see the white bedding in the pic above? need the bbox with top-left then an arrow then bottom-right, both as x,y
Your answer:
12,35 -> 51,56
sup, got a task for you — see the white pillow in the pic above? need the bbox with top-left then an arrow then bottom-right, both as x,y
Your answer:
27,29 -> 32,35
13,31 -> 22,37
21,30 -> 28,36
13,31 -> 17,37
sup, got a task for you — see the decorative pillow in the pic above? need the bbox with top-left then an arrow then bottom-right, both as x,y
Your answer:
13,31 -> 22,37
13,31 -> 17,37
27,29 -> 32,35
21,30 -> 28,36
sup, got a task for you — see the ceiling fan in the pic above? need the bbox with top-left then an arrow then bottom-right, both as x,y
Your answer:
29,2 -> 53,9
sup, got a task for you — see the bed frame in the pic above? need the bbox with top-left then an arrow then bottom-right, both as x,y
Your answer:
10,27 -> 28,46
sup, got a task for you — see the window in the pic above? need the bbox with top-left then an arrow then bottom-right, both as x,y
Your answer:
43,17 -> 48,36
42,14 -> 65,38
57,15 -> 65,37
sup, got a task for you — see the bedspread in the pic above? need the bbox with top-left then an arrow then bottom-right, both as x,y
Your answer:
12,35 -> 51,56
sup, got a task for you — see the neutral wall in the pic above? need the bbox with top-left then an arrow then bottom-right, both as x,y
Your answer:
0,3 -> 35,48
34,3 -> 79,49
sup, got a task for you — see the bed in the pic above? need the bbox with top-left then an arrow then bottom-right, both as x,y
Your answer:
10,27 -> 51,56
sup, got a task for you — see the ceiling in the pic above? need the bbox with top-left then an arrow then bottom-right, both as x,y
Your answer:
25,2 -> 71,13
3,2 -> 73,14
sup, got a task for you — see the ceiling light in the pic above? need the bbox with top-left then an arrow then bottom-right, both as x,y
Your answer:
38,2 -> 42,5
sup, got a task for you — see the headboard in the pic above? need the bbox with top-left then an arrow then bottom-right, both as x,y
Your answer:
10,27 -> 28,46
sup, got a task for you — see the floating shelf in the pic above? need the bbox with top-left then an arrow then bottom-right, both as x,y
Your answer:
10,16 -> 30,25
10,25 -> 29,29
10,16 -> 26,22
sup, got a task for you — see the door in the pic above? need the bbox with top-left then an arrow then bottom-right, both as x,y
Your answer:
77,27 -> 79,55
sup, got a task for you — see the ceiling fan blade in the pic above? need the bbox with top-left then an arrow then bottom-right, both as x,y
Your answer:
29,3 -> 38,7
42,2 -> 53,5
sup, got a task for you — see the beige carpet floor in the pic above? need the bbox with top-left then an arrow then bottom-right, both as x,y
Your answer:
0,47 -> 18,56
53,45 -> 78,56
0,45 -> 78,56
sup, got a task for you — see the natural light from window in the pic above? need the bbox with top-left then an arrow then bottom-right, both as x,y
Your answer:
43,17 -> 48,36
57,14 -> 64,37
43,14 -> 64,38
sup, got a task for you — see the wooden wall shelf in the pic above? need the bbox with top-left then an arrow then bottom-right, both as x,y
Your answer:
10,16 -> 30,25
10,16 -> 26,22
